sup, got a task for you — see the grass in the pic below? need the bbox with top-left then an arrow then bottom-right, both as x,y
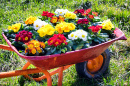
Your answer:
0,0 -> 130,86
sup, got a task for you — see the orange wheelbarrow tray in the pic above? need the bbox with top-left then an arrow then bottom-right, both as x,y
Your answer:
0,28 -> 127,86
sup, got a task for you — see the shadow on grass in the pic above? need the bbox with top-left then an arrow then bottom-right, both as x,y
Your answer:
18,75 -> 47,86
70,68 -> 111,86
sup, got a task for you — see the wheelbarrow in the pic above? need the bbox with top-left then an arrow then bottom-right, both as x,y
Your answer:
0,28 -> 127,86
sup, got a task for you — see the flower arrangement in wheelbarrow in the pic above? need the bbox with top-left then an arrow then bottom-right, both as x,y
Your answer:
3,8 -> 116,56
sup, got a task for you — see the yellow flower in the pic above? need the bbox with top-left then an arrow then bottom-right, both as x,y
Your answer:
55,22 -> 75,34
44,24 -> 55,35
55,24 -> 63,34
8,23 -> 21,32
68,23 -> 75,30
101,19 -> 114,30
37,24 -> 55,37
25,16 -> 37,25
64,12 -> 77,19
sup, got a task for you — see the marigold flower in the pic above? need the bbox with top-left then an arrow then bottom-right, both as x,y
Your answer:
8,23 -> 21,32
101,19 -> 114,30
25,16 -> 37,25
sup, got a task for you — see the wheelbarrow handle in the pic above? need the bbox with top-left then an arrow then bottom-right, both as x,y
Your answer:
0,44 -> 14,52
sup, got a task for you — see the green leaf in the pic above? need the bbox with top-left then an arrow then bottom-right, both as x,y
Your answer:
97,37 -> 105,42
97,29 -> 101,35
75,43 -> 84,50
111,27 -> 115,31
61,49 -> 65,53
99,34 -> 109,38
51,47 -> 56,53
94,38 -> 101,43
64,47 -> 67,51
83,43 -> 90,48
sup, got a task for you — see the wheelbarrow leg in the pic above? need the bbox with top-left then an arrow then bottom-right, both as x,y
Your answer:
58,67 -> 64,86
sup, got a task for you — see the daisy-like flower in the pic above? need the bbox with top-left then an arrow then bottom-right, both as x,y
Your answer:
33,19 -> 48,30
68,30 -> 88,41
55,9 -> 69,16
78,30 -> 88,41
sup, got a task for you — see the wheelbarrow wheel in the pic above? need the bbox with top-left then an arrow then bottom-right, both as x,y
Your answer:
75,49 -> 110,79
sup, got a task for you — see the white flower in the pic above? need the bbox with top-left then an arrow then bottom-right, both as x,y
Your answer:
78,30 -> 88,41
33,19 -> 48,30
68,30 -> 88,41
68,32 -> 75,40
55,9 -> 69,16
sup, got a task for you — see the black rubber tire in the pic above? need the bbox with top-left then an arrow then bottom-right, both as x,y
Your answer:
75,49 -> 110,79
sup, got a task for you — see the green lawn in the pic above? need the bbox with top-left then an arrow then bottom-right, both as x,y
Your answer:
0,0 -> 130,86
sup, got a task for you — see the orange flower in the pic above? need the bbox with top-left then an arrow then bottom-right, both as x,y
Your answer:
50,16 -> 58,23
58,16 -> 64,22
31,48 -> 36,54
36,47 -> 42,53
40,42 -> 46,48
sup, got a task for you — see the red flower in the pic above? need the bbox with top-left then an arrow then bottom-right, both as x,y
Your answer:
77,18 -> 89,24
41,11 -> 48,16
53,39 -> 62,47
47,34 -> 68,47
86,9 -> 91,14
88,15 -> 94,19
47,13 -> 54,18
15,30 -> 32,43
88,25 -> 102,33
74,9 -> 84,14
82,9 -> 91,16
92,12 -> 98,16
41,11 -> 54,18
